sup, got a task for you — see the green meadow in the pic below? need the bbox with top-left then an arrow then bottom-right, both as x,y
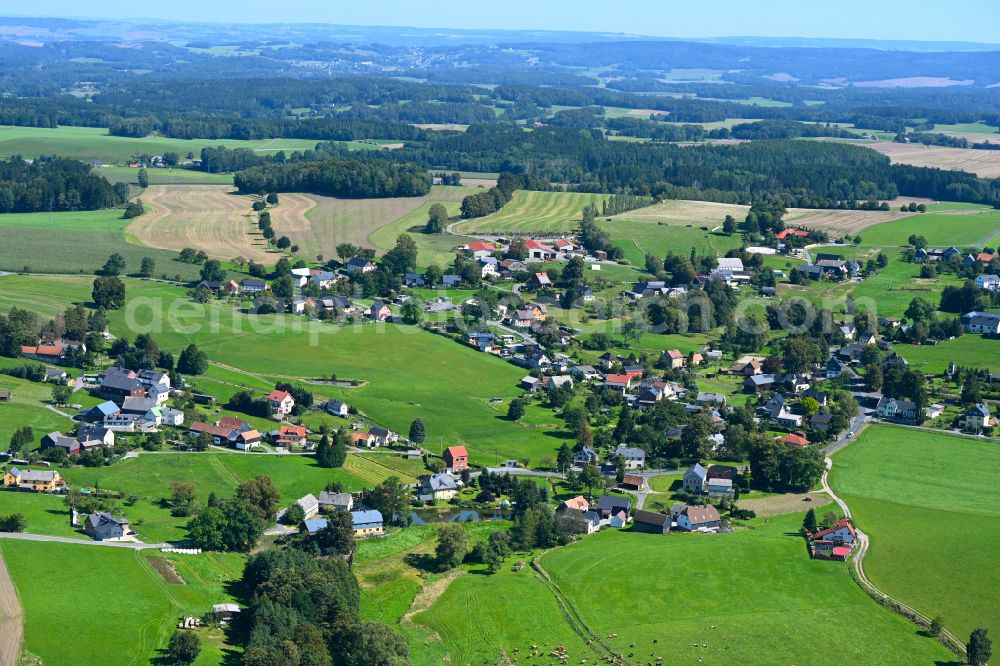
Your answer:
367,198 -> 479,269
452,190 -> 608,234
0,125 -> 319,164
0,209 -> 202,278
418,509 -> 952,664
1,540 -> 243,666
830,425 -> 1000,641
604,220 -> 744,267
858,204 -> 1000,248
896,335 -> 1000,373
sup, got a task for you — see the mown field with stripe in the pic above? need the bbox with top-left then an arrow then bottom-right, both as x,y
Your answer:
452,190 -> 608,234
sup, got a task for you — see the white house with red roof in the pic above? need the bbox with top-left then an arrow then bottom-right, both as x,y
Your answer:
268,390 -> 295,417
811,519 -> 857,547
524,239 -> 557,260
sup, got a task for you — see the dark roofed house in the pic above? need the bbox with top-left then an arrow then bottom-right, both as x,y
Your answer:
83,512 -> 131,541
97,367 -> 146,401
595,495 -> 630,519
744,374 -> 777,393
632,510 -> 670,534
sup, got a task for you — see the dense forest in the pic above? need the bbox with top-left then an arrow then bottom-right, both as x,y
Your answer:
233,157 -> 432,198
0,157 -> 126,212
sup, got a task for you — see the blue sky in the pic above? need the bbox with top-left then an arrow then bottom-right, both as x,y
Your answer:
8,0 -> 1000,44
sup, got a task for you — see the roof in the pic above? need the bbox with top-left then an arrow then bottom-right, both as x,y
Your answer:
682,504 -> 721,525
351,509 -> 384,527
666,349 -> 683,359
279,425 -> 307,438
190,421 -> 232,437
423,473 -> 458,492
782,433 -> 811,447
633,509 -> 669,527
622,474 -> 644,486
562,496 -> 589,511
319,491 -> 352,506
467,241 -> 496,252
813,519 -> 857,541
605,373 -> 630,385
303,518 -> 328,533
708,478 -> 733,488
686,463 -> 708,481
444,445 -> 468,460
267,390 -> 293,403
596,495 -> 630,512
832,546 -> 852,557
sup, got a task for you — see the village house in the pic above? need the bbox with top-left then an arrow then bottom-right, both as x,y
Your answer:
346,258 -> 376,274
615,445 -> 645,470
961,311 -> 1000,335
83,512 -> 132,541
524,239 -> 557,261
974,274 -> 1000,292
744,373 -> 777,393
676,504 -> 722,532
137,370 -> 171,404
620,474 -> 645,491
240,278 -> 268,293
781,432 -> 811,448
267,389 -> 296,417
604,374 -> 635,393
326,399 -> 349,418
960,403 -> 993,431
663,349 -> 685,369
443,445 -> 468,472
293,494 -> 320,520
3,467 -> 64,492
213,604 -> 241,623
632,509 -> 670,534
319,491 -> 353,512
302,518 -> 329,535
368,426 -> 397,446
97,367 -> 146,402
573,445 -> 599,465
20,341 -> 76,365
595,495 -> 631,519
273,425 -> 308,448
350,509 -> 385,537
683,463 -> 709,493
556,508 -> 601,535
876,397 -> 917,422
419,473 -> 460,501
368,300 -> 392,322
558,496 -> 590,513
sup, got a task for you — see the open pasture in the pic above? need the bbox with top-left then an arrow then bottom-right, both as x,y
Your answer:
784,207 -> 911,236
127,185 -> 300,263
0,208 -> 202,278
99,166 -> 236,186
830,425 -> 1000,640
867,141 -> 1000,178
367,198 -> 479,269
896,335 -> 1000,373
452,190 -> 609,234
0,124 -> 319,164
856,204 -> 1000,247
419,510 -> 952,664
603,219 -> 743,266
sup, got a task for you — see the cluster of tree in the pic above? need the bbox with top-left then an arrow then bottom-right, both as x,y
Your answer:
315,430 -> 349,468
432,172 -> 462,185
234,157 -> 431,198
188,476 -> 279,552
0,156 -> 126,213
0,513 -> 26,532
940,280 -> 993,314
746,433 -> 825,492
600,193 -> 653,216
578,205 -> 624,260
241,548 -> 409,666
727,120 -> 860,141
112,114 -> 428,143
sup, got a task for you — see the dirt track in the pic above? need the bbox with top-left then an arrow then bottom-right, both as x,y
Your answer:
127,185 -> 308,263
0,549 -> 23,666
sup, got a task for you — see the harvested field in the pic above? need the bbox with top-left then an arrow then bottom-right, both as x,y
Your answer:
783,208 -> 911,235
286,186 -> 470,259
453,190 -> 610,234
867,142 -> 1000,178
127,185 -> 294,263
611,198 -> 748,225
147,556 -> 185,585
0,549 -> 22,666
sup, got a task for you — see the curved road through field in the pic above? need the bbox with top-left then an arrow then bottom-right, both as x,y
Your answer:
0,549 -> 22,666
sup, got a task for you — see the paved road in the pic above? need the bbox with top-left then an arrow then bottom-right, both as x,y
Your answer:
487,319 -> 538,345
0,532 -> 169,550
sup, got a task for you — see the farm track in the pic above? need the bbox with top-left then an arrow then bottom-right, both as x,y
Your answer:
0,549 -> 23,666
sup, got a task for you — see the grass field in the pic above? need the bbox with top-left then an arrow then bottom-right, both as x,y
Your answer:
603,219 -> 744,266
418,510 -> 952,664
856,203 -> 1000,247
868,141 -> 1000,178
452,190 -> 609,234
1,540 -> 243,666
22,276 -> 570,466
367,196 -> 479,269
0,125 -> 319,164
830,424 -> 1000,640
127,184 -> 306,263
284,185 -> 470,262
896,335 -> 1000,373
0,208 -> 202,278
100,166 -> 236,186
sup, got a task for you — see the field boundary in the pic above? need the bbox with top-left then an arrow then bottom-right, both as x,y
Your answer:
0,547 -> 24,666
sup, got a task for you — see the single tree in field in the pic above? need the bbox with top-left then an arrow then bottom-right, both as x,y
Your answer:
408,419 -> 426,445
579,464 -> 603,498
722,214 -> 737,235
425,203 -> 448,234
167,629 -> 200,665
435,524 -> 468,570
92,276 -> 125,310
968,627 -> 991,666
929,615 -> 944,638
507,398 -> 525,421
802,508 -> 817,533
137,168 -> 148,188
102,253 -> 126,276
139,257 -> 155,278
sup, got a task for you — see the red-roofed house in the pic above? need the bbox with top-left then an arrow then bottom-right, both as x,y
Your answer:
268,390 -> 295,417
781,432 -> 811,448
811,518 -> 857,546
443,445 -> 468,472
664,349 -> 685,369
524,239 -> 557,260
558,496 -> 589,512
775,228 -> 810,240
352,431 -> 374,448
274,425 -> 308,448
831,546 -> 852,560
605,374 -> 634,392
466,241 -> 497,253
21,343 -> 68,364
236,429 -> 261,451
553,239 -> 576,252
